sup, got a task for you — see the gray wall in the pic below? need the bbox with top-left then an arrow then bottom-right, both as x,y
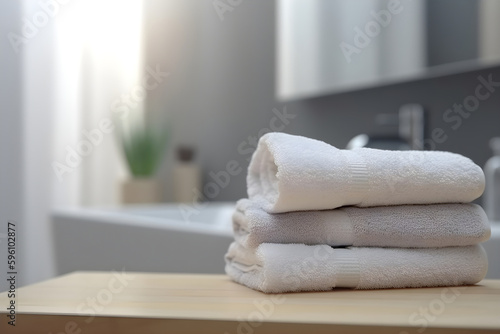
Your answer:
145,0 -> 500,203
0,1 -> 23,292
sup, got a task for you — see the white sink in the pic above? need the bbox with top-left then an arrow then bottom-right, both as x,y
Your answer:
52,202 -> 235,275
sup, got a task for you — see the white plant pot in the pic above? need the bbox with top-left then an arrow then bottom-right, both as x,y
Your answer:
121,178 -> 162,204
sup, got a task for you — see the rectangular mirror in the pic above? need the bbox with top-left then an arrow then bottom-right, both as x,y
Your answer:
277,0 -> 500,101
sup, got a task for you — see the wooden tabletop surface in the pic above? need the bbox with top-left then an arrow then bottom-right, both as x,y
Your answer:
1,271 -> 499,334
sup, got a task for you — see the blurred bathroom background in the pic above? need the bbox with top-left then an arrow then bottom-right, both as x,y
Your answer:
1,0 -> 500,292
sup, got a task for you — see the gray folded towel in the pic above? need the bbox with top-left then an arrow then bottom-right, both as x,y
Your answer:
233,199 -> 491,248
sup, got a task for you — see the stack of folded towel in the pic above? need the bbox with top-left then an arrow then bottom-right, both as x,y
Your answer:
225,132 -> 491,293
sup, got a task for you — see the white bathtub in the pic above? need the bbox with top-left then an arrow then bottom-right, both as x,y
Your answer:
51,202 -> 235,275
52,204 -> 500,279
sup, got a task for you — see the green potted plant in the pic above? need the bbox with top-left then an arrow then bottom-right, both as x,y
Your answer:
117,114 -> 168,204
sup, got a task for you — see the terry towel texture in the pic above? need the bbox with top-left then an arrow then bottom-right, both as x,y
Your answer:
225,132 -> 490,293
233,199 -> 491,248
225,242 -> 489,293
247,133 -> 485,213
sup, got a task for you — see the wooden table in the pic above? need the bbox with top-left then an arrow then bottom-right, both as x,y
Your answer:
1,272 -> 499,333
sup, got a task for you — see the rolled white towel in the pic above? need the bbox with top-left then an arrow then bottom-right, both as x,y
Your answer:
225,242 -> 488,293
233,199 -> 491,249
247,133 -> 485,213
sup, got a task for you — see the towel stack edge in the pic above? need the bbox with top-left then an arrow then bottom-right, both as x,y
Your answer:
225,132 -> 490,293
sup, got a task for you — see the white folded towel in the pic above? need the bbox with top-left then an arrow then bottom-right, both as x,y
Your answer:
233,199 -> 491,248
247,133 -> 485,213
225,242 -> 488,293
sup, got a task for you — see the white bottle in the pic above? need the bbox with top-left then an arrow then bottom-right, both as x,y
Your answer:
484,137 -> 500,222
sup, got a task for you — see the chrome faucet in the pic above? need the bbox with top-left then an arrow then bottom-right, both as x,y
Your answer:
347,104 -> 426,150
398,104 -> 425,150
